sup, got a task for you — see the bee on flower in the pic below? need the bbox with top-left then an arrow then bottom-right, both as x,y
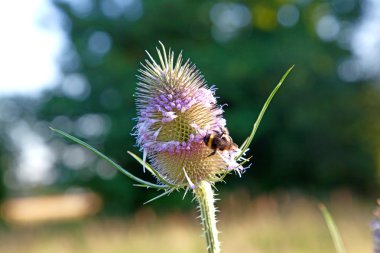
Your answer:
133,42 -> 245,189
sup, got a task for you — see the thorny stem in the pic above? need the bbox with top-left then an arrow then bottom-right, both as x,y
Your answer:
194,181 -> 220,253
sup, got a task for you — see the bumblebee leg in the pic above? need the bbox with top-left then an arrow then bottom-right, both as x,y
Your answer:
207,150 -> 216,157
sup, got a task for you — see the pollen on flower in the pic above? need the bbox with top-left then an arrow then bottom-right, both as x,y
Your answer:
133,42 -> 244,187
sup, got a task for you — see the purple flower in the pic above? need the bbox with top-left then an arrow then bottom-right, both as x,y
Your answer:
133,43 -> 244,188
373,200 -> 380,252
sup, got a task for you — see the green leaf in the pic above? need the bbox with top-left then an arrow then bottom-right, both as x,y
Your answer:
127,150 -> 178,188
50,127 -> 168,190
319,203 -> 347,253
143,188 -> 176,205
237,65 -> 294,159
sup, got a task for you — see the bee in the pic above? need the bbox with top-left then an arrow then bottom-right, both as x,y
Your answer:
203,127 -> 238,157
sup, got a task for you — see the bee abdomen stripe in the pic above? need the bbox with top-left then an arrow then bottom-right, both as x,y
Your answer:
207,135 -> 214,148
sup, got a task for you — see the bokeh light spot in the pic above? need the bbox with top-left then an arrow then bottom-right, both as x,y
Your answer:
337,59 -> 362,82
62,0 -> 94,18
6,121 -> 57,187
210,3 -> 251,42
277,4 -> 300,27
75,113 -> 110,139
95,160 -> 117,180
123,0 -> 143,21
87,31 -> 112,56
350,0 -> 380,80
316,15 -> 340,41
0,99 -> 21,123
101,0 -> 143,21
62,145 -> 93,170
61,73 -> 91,100
51,115 -> 73,133
101,0 -> 121,19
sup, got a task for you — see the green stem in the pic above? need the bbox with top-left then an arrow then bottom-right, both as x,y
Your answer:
194,181 -> 220,253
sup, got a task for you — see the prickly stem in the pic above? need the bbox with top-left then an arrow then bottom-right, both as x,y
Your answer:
194,181 -> 220,253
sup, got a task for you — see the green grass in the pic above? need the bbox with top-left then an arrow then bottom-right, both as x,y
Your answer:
0,192 -> 372,253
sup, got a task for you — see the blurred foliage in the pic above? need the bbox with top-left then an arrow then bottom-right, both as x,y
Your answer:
0,146 -> 6,202
0,0 -> 379,214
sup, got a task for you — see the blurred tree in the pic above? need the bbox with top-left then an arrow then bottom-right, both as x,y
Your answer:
0,146 -> 6,202
0,0 -> 376,213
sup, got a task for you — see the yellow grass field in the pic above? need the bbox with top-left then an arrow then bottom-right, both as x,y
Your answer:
0,191 -> 374,253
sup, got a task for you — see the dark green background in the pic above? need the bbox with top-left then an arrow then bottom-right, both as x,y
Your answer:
0,0 -> 379,214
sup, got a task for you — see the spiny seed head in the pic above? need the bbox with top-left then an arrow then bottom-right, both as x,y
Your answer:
133,43 -> 243,188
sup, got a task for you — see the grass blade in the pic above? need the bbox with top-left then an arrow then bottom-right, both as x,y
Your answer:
237,65 -> 294,159
319,203 -> 347,253
50,127 -> 168,189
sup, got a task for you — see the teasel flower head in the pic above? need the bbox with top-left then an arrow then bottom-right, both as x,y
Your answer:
133,43 -> 244,188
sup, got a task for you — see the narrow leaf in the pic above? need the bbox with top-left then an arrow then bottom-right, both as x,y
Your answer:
319,203 -> 347,253
127,150 -> 177,188
144,188 -> 175,205
237,65 -> 294,159
50,127 -> 168,189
